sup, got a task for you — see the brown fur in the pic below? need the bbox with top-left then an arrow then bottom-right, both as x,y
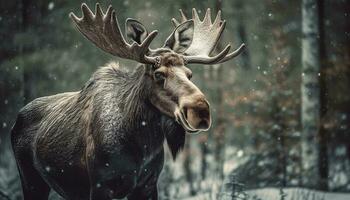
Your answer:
160,53 -> 185,67
11,62 -> 191,200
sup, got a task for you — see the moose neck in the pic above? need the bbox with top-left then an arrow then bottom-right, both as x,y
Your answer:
82,63 -> 156,131
119,65 -> 155,126
83,63 -> 185,159
118,64 -> 166,158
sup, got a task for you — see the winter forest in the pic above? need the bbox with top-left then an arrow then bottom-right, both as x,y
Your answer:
0,0 -> 350,199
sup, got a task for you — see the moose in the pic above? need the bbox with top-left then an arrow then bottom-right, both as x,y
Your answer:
11,3 -> 244,200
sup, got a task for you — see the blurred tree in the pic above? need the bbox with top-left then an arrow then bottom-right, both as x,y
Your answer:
21,0 -> 40,103
231,0 -> 251,70
0,1 -> 24,150
184,139 -> 196,196
212,0 -> 226,181
318,0 -> 329,190
321,0 -> 350,191
301,0 -> 321,189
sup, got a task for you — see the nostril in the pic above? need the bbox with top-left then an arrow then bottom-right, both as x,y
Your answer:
197,120 -> 209,129
197,107 -> 209,119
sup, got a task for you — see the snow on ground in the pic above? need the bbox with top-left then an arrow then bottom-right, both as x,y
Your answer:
181,187 -> 350,200
247,188 -> 349,200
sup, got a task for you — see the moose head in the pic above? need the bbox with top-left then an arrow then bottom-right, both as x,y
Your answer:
70,4 -> 245,134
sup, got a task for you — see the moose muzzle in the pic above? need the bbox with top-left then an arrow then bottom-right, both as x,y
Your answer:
177,94 -> 211,133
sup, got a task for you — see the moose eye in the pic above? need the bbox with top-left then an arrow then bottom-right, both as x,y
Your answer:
154,71 -> 166,83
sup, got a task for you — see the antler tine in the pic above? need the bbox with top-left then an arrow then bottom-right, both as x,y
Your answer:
141,31 -> 158,49
218,43 -> 246,63
185,44 -> 231,64
171,18 -> 180,27
192,8 -> 200,22
172,9 -> 188,27
95,3 -> 103,19
69,13 -> 80,24
81,3 -> 94,21
70,3 -> 158,64
180,9 -> 188,22
104,5 -> 113,21
213,10 -> 222,25
202,8 -> 212,25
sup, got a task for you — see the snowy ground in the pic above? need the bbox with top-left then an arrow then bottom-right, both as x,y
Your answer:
247,188 -> 349,200
182,187 -> 350,200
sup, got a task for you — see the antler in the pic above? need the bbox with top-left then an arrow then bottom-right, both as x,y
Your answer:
70,3 -> 158,64
172,8 -> 245,64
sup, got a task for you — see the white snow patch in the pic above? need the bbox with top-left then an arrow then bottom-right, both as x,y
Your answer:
246,188 -> 350,200
180,188 -> 349,200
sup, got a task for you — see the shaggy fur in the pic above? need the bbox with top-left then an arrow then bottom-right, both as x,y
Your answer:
11,63 -> 185,200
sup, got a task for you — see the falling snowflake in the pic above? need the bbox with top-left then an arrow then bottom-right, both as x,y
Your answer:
237,150 -> 244,158
48,2 -> 55,10
123,0 -> 129,6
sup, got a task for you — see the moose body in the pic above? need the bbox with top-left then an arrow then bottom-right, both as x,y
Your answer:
11,3 -> 244,200
11,64 -> 180,199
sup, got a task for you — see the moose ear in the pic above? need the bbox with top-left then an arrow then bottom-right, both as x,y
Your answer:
163,20 -> 194,53
125,18 -> 149,44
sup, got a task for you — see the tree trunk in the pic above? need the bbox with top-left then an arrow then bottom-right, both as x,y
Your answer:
212,0 -> 226,181
183,139 -> 196,196
232,0 -> 251,70
318,0 -> 329,190
22,0 -> 38,104
199,135 -> 208,180
301,0 -> 321,189
0,0 -> 24,151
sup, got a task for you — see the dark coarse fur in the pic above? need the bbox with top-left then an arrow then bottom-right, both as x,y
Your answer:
11,62 -> 185,200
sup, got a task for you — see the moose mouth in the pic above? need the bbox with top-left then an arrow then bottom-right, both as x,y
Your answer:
175,108 -> 201,134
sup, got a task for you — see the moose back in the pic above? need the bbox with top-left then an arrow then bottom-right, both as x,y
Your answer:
11,3 -> 244,200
